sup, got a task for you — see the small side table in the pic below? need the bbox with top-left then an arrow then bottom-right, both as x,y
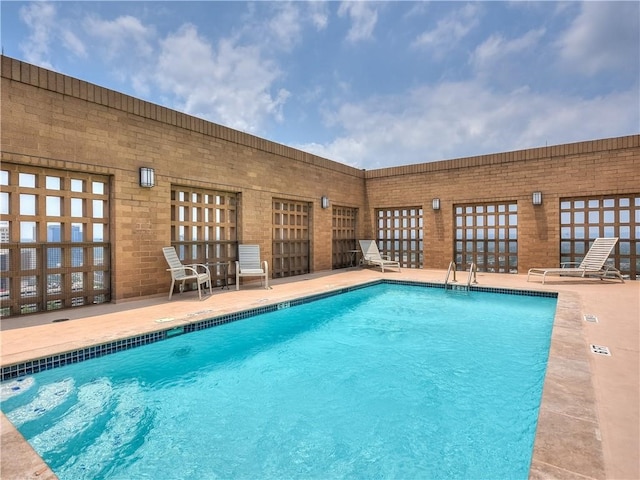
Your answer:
207,262 -> 229,289
347,250 -> 360,268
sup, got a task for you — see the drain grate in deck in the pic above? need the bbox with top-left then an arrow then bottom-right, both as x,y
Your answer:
584,314 -> 598,323
590,344 -> 611,356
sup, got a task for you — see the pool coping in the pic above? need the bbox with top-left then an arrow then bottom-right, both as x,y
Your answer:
2,270 -> 640,479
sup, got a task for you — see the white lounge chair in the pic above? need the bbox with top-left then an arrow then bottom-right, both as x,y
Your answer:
235,245 -> 269,290
527,237 -> 624,284
358,240 -> 401,273
162,246 -> 212,300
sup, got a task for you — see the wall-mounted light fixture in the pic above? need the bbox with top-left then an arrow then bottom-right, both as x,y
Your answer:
139,167 -> 155,188
321,196 -> 330,209
432,198 -> 440,210
532,191 -> 543,206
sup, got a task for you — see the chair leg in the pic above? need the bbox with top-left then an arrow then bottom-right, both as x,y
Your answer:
168,280 -> 175,300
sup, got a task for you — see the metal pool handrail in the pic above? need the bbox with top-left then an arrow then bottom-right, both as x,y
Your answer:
467,262 -> 478,286
445,261 -> 457,286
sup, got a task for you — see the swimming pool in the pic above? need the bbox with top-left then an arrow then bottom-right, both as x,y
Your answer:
1,283 -> 557,479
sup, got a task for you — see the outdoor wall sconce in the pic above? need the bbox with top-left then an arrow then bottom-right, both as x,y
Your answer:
432,198 -> 440,210
321,196 -> 330,209
139,167 -> 155,188
532,191 -> 543,205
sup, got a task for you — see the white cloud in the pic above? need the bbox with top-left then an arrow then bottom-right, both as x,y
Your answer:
155,24 -> 289,134
412,3 -> 481,55
307,1 -> 329,31
338,1 -> 378,43
84,15 -> 154,60
18,1 -> 56,68
265,2 -> 302,51
298,82 -> 639,169
403,2 -> 429,20
60,29 -> 86,58
471,28 -> 545,72
235,1 -> 327,54
556,2 -> 640,76
14,3 -> 296,135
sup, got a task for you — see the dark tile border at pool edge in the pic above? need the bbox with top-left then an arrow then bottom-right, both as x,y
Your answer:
0,280 -> 558,382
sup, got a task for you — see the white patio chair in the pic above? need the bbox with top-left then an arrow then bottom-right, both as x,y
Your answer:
527,237 -> 624,284
162,246 -> 212,300
235,245 -> 270,290
358,240 -> 401,273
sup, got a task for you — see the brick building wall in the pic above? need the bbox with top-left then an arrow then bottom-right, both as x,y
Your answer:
364,136 -> 639,272
1,56 -> 365,303
1,55 -> 638,309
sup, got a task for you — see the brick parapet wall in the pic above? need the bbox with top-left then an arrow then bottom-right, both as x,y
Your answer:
0,55 -> 359,178
365,136 -> 639,179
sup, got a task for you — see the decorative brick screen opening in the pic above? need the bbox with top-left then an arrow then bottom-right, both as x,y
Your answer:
375,207 -> 423,268
560,195 -> 639,280
273,199 -> 310,278
455,202 -> 518,273
332,206 -> 358,269
170,187 -> 237,289
0,165 -> 111,317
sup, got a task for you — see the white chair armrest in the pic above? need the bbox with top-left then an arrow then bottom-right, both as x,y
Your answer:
189,263 -> 211,275
167,265 -> 200,277
182,266 -> 201,276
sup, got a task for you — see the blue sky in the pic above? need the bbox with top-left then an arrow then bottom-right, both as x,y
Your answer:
1,1 -> 638,169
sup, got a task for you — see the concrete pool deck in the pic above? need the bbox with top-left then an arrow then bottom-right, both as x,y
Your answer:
1,268 -> 638,479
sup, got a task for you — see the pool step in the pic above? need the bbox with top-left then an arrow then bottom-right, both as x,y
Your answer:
31,378 -> 114,454
58,382 -> 150,478
5,377 -> 152,478
6,378 -> 74,427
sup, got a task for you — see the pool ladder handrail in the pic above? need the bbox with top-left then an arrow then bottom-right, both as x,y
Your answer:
467,262 -> 478,287
445,261 -> 457,286
445,261 -> 478,290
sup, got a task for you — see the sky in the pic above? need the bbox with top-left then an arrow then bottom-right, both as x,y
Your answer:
1,1 -> 639,170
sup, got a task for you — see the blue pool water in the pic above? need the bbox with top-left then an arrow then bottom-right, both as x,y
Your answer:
1,284 -> 556,479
